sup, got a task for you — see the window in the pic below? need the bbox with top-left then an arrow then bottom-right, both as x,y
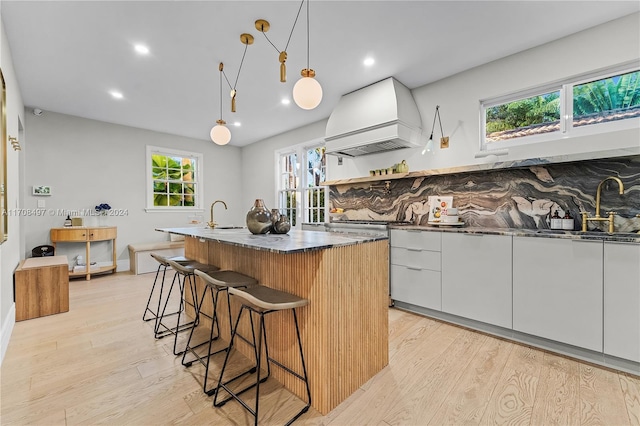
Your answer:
276,141 -> 327,228
146,146 -> 203,212
481,65 -> 640,150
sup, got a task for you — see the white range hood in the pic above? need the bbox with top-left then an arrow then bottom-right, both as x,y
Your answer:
325,77 -> 424,157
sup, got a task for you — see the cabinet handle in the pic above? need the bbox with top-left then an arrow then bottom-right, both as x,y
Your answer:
606,241 -> 640,246
406,266 -> 422,271
407,248 -> 422,252
463,233 -> 484,237
82,233 -> 86,237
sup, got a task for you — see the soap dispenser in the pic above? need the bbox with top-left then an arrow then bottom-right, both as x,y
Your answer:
550,210 -> 562,230
562,210 -> 574,230
64,215 -> 72,227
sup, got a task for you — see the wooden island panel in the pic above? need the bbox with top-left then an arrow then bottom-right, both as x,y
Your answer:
185,236 -> 389,415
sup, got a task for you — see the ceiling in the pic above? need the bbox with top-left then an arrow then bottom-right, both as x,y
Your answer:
2,1 -> 638,147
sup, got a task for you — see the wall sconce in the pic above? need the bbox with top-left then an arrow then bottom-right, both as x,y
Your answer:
9,136 -> 21,151
422,105 -> 448,155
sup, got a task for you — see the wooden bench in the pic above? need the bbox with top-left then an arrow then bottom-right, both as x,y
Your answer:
128,241 -> 185,274
15,255 -> 70,321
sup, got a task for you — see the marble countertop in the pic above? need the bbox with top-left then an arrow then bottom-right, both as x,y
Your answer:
156,227 -> 388,254
389,224 -> 640,243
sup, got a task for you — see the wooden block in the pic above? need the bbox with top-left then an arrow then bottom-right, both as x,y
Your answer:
15,256 -> 70,321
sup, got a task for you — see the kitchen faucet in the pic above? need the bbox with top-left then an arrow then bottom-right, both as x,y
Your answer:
208,200 -> 228,229
580,176 -> 624,233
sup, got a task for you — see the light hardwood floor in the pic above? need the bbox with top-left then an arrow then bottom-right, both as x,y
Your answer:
1,271 -> 638,425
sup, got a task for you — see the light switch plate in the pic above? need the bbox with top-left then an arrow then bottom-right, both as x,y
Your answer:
37,200 -> 45,208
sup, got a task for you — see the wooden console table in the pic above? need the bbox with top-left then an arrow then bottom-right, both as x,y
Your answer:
15,255 -> 69,321
51,226 -> 117,280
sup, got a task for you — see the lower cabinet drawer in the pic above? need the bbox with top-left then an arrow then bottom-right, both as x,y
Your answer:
391,247 -> 440,271
390,264 -> 441,311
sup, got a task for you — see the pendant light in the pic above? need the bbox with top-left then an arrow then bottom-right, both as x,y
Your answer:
210,63 -> 231,145
255,0 -> 305,83
293,0 -> 322,110
224,33 -> 254,113
210,33 -> 253,145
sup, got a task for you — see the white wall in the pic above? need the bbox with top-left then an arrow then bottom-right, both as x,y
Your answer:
325,12 -> 640,181
0,16 -> 26,364
23,111 -> 244,267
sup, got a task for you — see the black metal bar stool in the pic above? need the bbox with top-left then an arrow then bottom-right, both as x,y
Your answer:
142,253 -> 192,338
213,286 -> 311,426
159,259 -> 219,356
181,268 -> 258,395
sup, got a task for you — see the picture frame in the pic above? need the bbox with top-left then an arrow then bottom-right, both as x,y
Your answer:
33,185 -> 52,196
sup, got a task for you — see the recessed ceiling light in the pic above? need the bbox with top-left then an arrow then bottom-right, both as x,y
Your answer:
110,91 -> 124,99
233,122 -> 241,127
134,44 -> 150,55
363,57 -> 375,67
281,98 -> 291,105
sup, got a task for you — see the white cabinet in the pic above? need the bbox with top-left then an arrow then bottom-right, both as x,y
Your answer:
441,233 -> 512,328
513,237 -> 603,352
604,242 -> 640,362
390,229 -> 441,310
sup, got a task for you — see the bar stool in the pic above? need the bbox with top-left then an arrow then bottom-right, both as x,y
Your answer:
181,268 -> 258,395
142,253 -> 192,338
159,259 -> 219,356
213,286 -> 311,426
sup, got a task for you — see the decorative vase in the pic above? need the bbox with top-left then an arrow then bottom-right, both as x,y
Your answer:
98,214 -> 107,227
246,199 -> 272,234
272,214 -> 291,234
270,209 -> 281,233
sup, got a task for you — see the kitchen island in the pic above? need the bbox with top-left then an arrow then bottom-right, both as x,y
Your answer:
157,227 -> 389,415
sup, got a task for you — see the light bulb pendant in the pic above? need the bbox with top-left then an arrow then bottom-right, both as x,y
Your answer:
211,119 -> 231,145
293,68 -> 322,110
279,51 -> 287,82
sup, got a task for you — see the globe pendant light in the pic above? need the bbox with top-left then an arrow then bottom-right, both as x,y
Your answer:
293,68 -> 322,110
293,0 -> 322,110
211,63 -> 231,145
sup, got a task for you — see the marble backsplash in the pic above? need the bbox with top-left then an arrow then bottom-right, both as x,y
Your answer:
329,155 -> 640,232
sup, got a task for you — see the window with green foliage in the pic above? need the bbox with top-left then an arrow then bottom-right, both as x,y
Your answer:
485,90 -> 561,142
277,142 -> 327,228
481,66 -> 640,148
146,146 -> 203,211
573,70 -> 640,127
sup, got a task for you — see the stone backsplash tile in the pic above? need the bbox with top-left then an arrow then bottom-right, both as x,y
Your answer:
329,155 -> 640,232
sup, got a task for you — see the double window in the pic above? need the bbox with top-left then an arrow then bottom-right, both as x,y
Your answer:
277,142 -> 327,227
146,146 -> 203,211
481,65 -> 640,150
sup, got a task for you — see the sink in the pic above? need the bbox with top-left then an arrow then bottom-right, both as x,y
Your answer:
534,229 -> 568,235
213,226 -> 245,230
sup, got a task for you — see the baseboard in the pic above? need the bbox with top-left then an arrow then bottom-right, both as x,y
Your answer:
116,259 -> 130,273
1,303 -> 16,366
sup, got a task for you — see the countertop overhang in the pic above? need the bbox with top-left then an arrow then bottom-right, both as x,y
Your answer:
390,224 -> 640,243
156,227 -> 388,254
